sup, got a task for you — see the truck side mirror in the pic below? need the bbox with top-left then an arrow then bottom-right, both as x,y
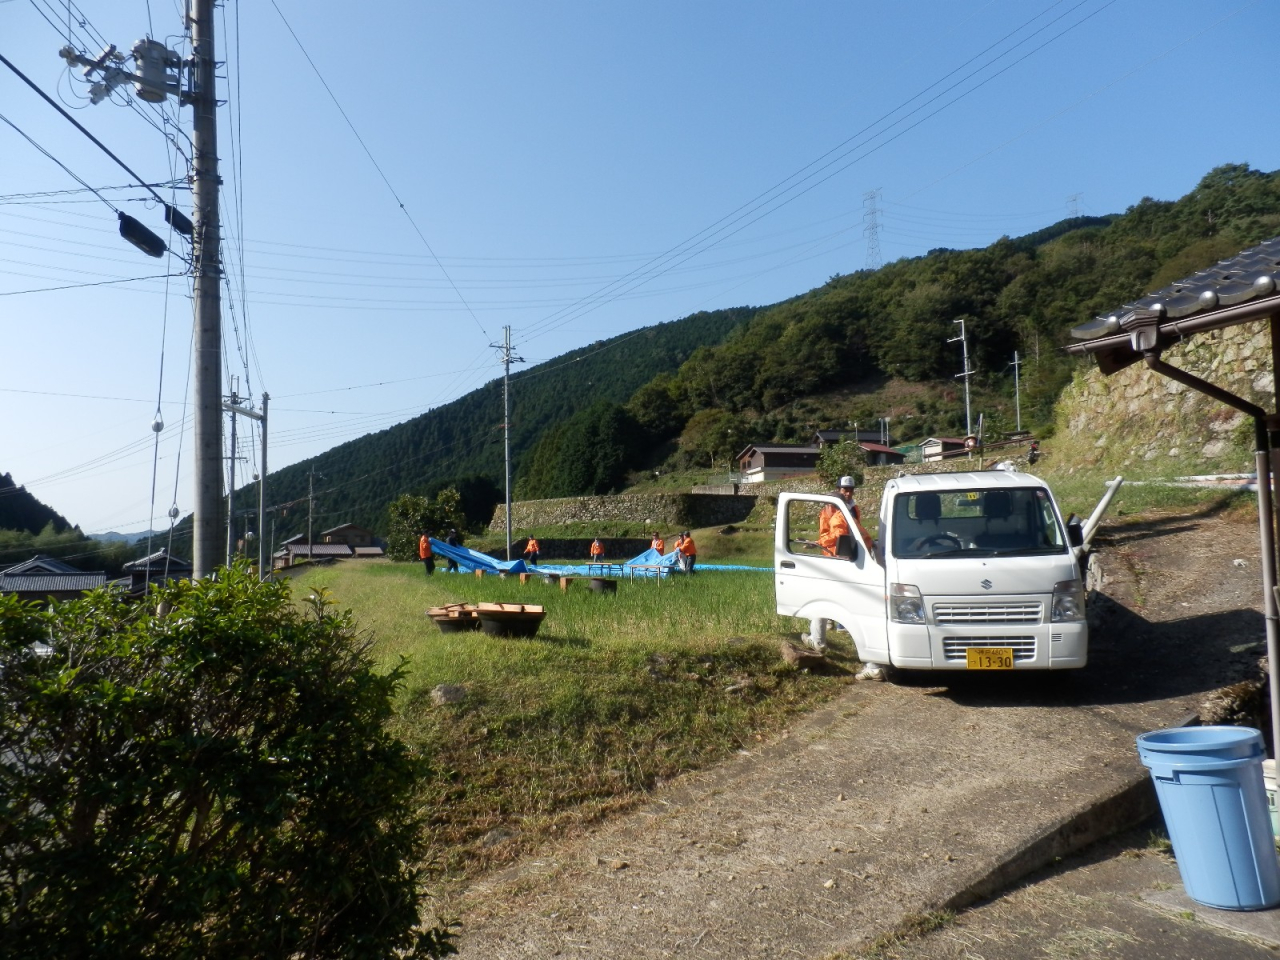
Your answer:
835,534 -> 859,561
1066,515 -> 1083,548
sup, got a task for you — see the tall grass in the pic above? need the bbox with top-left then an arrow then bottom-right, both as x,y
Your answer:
291,561 -> 852,877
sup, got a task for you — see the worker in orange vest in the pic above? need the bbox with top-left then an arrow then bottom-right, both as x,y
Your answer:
524,536 -> 540,566
589,538 -> 604,564
650,532 -> 665,554
678,530 -> 697,574
419,532 -> 434,576
818,476 -> 877,560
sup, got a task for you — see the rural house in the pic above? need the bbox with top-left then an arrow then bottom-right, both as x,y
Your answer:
736,444 -> 821,483
0,555 -> 107,602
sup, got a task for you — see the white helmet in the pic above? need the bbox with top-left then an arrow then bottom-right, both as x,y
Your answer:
838,476 -> 857,489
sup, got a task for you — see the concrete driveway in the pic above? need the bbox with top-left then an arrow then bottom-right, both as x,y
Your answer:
444,510 -> 1269,958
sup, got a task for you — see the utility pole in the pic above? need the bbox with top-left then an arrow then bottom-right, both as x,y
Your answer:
190,0 -> 223,578
490,325 -> 525,560
307,468 -> 317,561
222,391 -> 267,577
949,318 -> 973,440
258,393 -> 268,576
225,383 -> 238,567
50,19 -> 214,571
1010,351 -> 1023,433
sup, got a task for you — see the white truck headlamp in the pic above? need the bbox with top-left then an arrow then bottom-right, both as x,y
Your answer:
889,582 -> 925,624
1051,579 -> 1086,622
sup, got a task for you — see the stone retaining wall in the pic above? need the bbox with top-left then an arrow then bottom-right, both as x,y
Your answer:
511,538 -> 653,561
489,492 -> 758,532
492,457 -> 1017,533
745,458 -> 995,526
1056,319 -> 1269,472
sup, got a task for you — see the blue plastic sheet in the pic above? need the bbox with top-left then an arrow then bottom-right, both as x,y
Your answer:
427,540 -> 771,576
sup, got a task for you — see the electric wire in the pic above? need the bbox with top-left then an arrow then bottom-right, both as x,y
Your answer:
514,0 -> 1116,345
267,0 -> 490,341
0,52 -> 178,210
0,110 -> 122,213
0,274 -> 184,296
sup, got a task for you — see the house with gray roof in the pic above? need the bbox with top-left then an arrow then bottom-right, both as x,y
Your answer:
0,555 -> 107,602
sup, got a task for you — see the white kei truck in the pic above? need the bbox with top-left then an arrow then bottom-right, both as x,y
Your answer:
775,469 -> 1089,674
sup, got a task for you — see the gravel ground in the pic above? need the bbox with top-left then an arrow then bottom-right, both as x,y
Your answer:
437,507 -> 1271,959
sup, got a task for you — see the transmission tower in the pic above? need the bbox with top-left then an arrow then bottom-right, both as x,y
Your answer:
863,189 -> 882,271
1066,193 -> 1082,219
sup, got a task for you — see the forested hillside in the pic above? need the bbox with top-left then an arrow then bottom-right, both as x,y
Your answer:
0,472 -> 72,536
625,164 -> 1280,467
223,307 -> 757,540
149,163 -> 1280,551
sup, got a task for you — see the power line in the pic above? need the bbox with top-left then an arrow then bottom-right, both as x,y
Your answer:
0,52 -> 175,209
0,273 -> 185,296
513,0 -> 1115,344
267,0 -> 489,341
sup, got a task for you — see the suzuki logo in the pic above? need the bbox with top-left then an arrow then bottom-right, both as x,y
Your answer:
980,579 -> 993,590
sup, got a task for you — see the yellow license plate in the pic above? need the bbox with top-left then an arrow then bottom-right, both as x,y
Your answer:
966,647 -> 1014,670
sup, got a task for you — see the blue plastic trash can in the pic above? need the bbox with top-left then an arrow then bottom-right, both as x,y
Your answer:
1136,726 -> 1280,910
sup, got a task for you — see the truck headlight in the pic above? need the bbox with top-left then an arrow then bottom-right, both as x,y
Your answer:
1051,579 -> 1086,622
889,582 -> 925,624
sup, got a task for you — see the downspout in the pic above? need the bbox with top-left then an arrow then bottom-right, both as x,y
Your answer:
1144,351 -> 1280,756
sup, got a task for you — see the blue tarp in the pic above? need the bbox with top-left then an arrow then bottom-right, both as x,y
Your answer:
427,540 -> 771,576
429,538 -> 528,574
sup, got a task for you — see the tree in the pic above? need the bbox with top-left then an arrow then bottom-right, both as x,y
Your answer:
0,565 -> 457,959
386,489 -> 467,562
815,439 -> 867,488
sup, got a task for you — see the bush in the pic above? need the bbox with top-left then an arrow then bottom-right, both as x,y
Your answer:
387,489 -> 466,562
0,564 -> 456,959
815,439 -> 867,488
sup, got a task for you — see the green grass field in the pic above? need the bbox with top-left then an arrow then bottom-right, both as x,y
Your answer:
290,560 -> 855,877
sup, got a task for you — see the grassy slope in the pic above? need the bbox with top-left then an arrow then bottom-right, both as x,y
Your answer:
291,561 -> 854,878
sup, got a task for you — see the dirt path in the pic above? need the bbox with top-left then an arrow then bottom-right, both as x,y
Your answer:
439,508 -> 1269,958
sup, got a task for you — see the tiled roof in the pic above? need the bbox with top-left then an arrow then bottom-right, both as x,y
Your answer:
285,543 -> 353,556
320,523 -> 371,536
124,549 -> 192,571
740,445 -> 821,455
2,555 -> 80,576
0,572 -> 107,593
1073,237 -> 1280,340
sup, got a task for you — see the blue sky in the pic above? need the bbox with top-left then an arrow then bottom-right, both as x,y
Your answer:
2,0 -> 1275,534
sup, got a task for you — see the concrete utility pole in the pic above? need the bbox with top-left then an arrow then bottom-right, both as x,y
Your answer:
949,318 -> 973,439
307,468 -> 317,561
1010,351 -> 1023,433
190,0 -> 223,578
226,384 -> 238,567
222,391 -> 267,577
491,325 -> 524,560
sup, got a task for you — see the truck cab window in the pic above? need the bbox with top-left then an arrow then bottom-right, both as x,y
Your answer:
890,487 -> 1067,559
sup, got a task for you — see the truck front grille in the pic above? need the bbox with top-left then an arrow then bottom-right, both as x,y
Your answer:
942,636 -> 1037,662
933,602 -> 1042,625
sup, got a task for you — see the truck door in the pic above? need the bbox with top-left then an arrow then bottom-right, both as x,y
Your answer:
774,493 -> 889,662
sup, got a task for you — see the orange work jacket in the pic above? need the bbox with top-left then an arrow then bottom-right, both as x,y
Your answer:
590,540 -> 604,557
818,503 -> 853,556
419,535 -> 432,559
679,535 -> 697,556
651,537 -> 665,554
526,538 -> 540,553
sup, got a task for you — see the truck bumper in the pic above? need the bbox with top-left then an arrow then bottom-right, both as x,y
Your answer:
887,621 -> 1087,670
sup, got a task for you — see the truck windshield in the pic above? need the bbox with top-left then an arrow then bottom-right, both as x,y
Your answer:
889,486 -> 1067,559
